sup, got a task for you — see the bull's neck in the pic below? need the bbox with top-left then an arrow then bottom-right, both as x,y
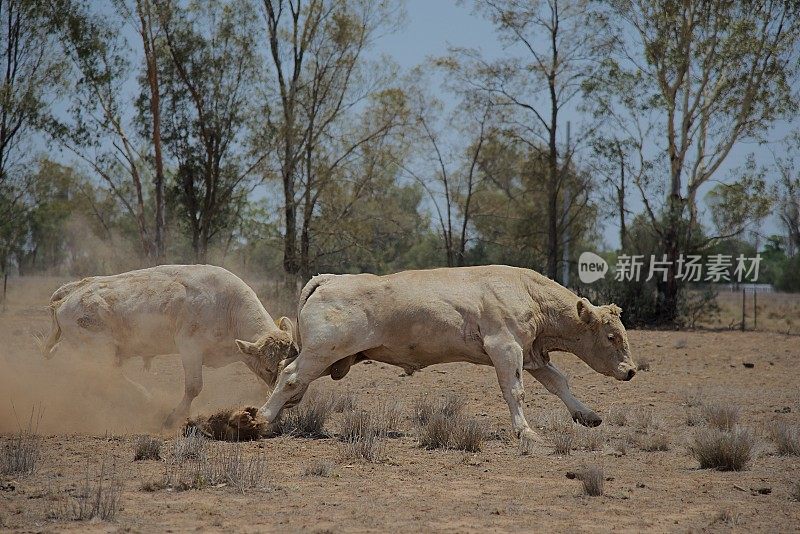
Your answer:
536,297 -> 589,357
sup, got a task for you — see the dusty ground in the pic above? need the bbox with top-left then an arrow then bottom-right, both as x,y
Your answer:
1,277 -> 799,532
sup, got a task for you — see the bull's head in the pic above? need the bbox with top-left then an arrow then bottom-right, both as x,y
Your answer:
574,298 -> 637,381
235,317 -> 299,387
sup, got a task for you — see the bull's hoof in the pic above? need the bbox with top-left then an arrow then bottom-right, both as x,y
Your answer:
518,428 -> 544,455
572,411 -> 603,428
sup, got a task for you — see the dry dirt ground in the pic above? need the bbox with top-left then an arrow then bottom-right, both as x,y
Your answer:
1,277 -> 799,532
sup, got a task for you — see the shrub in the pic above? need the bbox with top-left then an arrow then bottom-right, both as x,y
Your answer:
275,393 -> 332,438
640,431 -> 670,452
578,465 -> 604,496
631,407 -> 654,430
790,479 -> 800,502
413,394 -> 487,453
450,418 -> 488,453
413,393 -> 464,426
133,435 -> 162,461
330,390 -> 358,413
770,422 -> 800,456
579,427 -> 605,451
304,460 -> 335,477
165,441 -> 268,492
339,410 -> 387,463
0,407 -> 42,475
173,427 -> 208,462
637,357 -> 651,371
551,426 -> 575,456
65,460 -> 122,521
701,403 -> 740,430
607,405 -> 629,427
689,427 -> 754,471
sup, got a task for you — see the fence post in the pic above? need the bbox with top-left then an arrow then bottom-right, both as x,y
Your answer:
741,288 -> 746,332
753,289 -> 757,330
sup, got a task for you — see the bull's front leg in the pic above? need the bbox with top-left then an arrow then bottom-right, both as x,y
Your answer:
259,348 -> 340,422
528,362 -> 602,427
483,334 -> 544,453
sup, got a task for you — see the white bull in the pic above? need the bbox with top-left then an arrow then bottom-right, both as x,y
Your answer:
237,265 -> 637,447
41,265 -> 295,428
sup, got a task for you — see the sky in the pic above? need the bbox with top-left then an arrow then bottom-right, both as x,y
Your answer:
371,0 -> 790,251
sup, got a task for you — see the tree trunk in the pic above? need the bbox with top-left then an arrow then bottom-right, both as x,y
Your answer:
138,0 -> 166,263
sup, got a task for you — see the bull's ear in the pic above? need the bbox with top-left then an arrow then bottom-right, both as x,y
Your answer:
577,298 -> 598,324
235,339 -> 257,355
277,316 -> 296,343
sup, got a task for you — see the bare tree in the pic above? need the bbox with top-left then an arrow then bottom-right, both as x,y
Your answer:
441,0 -> 610,279
260,0 -> 406,281
134,0 -> 166,261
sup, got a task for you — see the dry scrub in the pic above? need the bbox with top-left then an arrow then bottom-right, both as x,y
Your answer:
133,435 -> 162,461
574,465 -> 605,496
0,407 -> 42,475
770,422 -> 800,455
701,403 -> 740,430
51,460 -> 122,522
339,409 -> 388,462
689,427 -> 754,471
413,395 -> 487,453
273,393 -> 333,438
304,460 -> 335,477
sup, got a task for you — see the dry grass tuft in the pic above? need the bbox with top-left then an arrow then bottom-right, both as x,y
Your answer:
713,509 -> 742,526
133,435 -> 162,461
579,427 -> 605,451
58,459 -> 122,521
550,424 -> 575,456
449,418 -> 488,453
576,464 -> 604,496
339,409 -> 387,462
173,427 -> 208,462
770,422 -> 800,456
636,357 -> 651,371
607,405 -> 629,426
640,431 -> 670,452
413,393 -> 464,426
0,406 -> 42,475
275,393 -> 333,438
790,479 -> 800,502
631,407 -> 654,430
413,394 -> 488,452
682,389 -> 704,408
164,441 -> 269,492
689,427 -> 754,471
701,403 -> 740,430
330,390 -> 358,413
304,460 -> 335,477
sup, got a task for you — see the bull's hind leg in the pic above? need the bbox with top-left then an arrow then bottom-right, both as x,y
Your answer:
258,349 -> 344,423
483,334 -> 543,451
163,347 -> 204,429
529,362 -> 602,427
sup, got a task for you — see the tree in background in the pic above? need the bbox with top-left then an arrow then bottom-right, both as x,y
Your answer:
441,0 -> 611,280
0,0 -> 65,272
260,0 -> 407,282
592,0 -> 800,321
51,0 -> 159,260
158,0 -> 262,262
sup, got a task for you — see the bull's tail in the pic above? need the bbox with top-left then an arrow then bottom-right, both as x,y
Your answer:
40,303 -> 62,359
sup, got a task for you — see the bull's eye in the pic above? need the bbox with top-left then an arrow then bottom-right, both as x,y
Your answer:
607,334 -> 615,341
